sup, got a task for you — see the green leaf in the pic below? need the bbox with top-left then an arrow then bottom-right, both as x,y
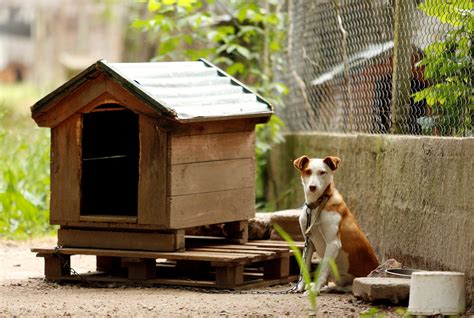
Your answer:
177,0 -> 195,9
235,45 -> 251,59
273,224 -> 316,312
148,0 -> 161,12
418,0 -> 473,26
226,62 -> 245,75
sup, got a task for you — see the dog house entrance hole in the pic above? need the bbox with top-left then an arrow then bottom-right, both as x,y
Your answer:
80,105 -> 139,216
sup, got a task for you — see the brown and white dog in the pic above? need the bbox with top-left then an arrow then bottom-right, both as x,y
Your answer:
293,155 -> 379,293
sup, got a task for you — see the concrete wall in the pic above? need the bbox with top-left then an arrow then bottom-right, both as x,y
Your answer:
267,133 -> 473,302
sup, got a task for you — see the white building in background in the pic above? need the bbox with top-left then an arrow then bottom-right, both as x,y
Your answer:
0,0 -> 126,88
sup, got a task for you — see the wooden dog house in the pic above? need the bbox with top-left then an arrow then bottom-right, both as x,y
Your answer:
31,59 -> 273,252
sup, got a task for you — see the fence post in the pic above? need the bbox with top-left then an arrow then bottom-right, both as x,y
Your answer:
390,0 -> 415,134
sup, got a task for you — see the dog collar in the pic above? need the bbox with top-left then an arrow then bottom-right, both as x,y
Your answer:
304,195 -> 329,210
304,195 -> 329,236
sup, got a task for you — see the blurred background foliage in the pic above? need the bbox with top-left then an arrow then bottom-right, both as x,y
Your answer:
0,84 -> 53,239
0,0 -> 287,239
130,0 -> 288,209
413,0 -> 473,136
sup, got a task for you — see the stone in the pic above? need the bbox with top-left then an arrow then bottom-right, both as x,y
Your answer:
268,209 -> 304,241
352,277 -> 410,304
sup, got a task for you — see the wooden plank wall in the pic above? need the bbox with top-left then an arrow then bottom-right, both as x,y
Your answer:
137,116 -> 168,227
168,124 -> 256,229
50,114 -> 82,223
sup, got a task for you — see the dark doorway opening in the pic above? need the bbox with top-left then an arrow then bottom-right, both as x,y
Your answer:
80,105 -> 139,216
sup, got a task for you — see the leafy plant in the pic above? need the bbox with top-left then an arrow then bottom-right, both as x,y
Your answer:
0,85 -> 53,239
273,224 -> 340,315
413,0 -> 473,136
132,0 -> 288,208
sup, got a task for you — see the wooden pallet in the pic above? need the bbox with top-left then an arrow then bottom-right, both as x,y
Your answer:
31,240 -> 304,289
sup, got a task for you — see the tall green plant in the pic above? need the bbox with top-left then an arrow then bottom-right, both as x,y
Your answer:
413,0 -> 473,136
273,224 -> 340,315
0,93 -> 53,239
132,0 -> 287,208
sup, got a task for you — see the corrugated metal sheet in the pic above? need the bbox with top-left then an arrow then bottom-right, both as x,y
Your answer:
106,59 -> 272,121
31,59 -> 272,123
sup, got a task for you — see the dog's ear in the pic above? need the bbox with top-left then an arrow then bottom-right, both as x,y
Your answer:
293,155 -> 310,171
323,156 -> 341,171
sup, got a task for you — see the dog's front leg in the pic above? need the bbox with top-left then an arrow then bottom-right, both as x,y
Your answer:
295,240 -> 314,292
312,214 -> 342,293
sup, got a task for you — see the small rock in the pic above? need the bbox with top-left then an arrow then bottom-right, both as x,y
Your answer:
352,277 -> 410,304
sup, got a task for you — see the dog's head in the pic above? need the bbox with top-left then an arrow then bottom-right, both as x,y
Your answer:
293,155 -> 341,202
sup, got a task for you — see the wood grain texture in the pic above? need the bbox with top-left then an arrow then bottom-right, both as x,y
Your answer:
77,91 -> 123,114
50,114 -> 82,223
58,228 -> 185,252
170,131 -> 255,164
105,78 -> 179,130
170,158 -> 254,196
35,75 -> 106,128
137,116 -> 169,227
62,220 -> 168,230
171,118 -> 258,136
168,188 -> 255,229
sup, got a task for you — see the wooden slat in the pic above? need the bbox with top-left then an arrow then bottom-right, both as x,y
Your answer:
188,247 -> 275,256
77,91 -> 124,114
79,215 -> 137,223
170,131 -> 255,164
34,75 -> 106,128
32,247 -> 252,263
50,114 -> 82,223
224,220 -> 249,244
246,241 -> 305,249
40,273 -> 298,290
137,116 -> 169,227
193,244 -> 289,252
170,159 -> 254,196
171,118 -> 259,137
57,229 -> 184,252
63,220 -> 167,230
168,188 -> 255,229
105,78 -> 179,131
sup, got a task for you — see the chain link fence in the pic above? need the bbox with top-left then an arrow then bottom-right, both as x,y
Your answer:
278,0 -> 472,137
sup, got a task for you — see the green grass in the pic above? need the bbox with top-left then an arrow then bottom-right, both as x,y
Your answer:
0,84 -> 54,239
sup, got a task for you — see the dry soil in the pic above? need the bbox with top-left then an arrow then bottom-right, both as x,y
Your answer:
0,237 -> 402,317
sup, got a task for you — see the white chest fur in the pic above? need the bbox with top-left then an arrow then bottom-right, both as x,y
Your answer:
299,209 -> 352,284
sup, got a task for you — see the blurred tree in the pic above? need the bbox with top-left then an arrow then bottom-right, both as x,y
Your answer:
132,0 -> 288,209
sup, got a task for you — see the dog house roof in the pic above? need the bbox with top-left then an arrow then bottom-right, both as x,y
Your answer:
31,59 -> 273,123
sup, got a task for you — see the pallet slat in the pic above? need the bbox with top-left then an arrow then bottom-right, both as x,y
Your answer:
32,240 -> 300,290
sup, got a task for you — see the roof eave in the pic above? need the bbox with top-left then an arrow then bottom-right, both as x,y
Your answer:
177,111 -> 273,124
30,61 -> 102,117
31,59 -> 178,122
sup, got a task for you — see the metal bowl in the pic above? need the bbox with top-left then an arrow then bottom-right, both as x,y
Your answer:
385,268 -> 424,278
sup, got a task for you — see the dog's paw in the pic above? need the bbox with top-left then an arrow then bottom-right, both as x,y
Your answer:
319,285 -> 352,294
291,280 -> 306,293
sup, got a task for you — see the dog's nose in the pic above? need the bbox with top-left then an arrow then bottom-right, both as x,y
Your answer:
309,186 -> 317,192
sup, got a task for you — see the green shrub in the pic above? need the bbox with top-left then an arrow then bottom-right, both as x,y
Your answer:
0,85 -> 53,239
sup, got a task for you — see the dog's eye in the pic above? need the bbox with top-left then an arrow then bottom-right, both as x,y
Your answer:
319,171 -> 326,175
304,169 -> 312,176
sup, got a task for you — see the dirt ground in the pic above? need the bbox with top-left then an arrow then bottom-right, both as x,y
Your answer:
0,237 -> 404,317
